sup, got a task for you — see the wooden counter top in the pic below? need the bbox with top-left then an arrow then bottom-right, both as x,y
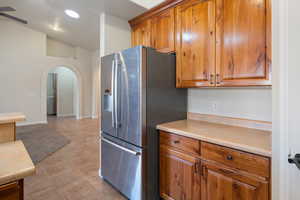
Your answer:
157,120 -> 272,157
0,141 -> 35,185
0,113 -> 25,124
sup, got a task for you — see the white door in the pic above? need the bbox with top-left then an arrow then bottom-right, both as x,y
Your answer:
286,0 -> 300,199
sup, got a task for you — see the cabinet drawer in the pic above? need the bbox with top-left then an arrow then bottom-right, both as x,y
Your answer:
0,181 -> 21,200
160,131 -> 200,155
201,142 -> 270,178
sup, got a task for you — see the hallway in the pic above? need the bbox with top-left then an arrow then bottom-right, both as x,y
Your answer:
19,117 -> 125,200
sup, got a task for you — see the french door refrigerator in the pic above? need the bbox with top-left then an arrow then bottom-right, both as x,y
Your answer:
100,46 -> 187,200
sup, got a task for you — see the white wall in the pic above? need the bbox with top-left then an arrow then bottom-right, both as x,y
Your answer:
0,21 -> 46,57
52,67 -> 77,117
0,20 -> 94,125
101,13 -> 131,56
47,37 -> 75,58
75,47 -> 93,117
91,50 -> 100,119
188,88 -> 272,122
91,13 -> 131,120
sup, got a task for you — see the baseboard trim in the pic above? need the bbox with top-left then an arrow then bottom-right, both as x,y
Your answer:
78,115 -> 92,119
187,112 -> 272,131
57,114 -> 75,118
98,169 -> 103,179
16,120 -> 48,126
92,115 -> 99,119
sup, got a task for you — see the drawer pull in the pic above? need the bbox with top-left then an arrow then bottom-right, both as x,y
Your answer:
219,168 -> 234,175
201,142 -> 270,177
226,155 -> 233,160
173,140 -> 180,144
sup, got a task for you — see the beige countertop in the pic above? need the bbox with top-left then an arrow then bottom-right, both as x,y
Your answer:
0,113 -> 26,124
0,141 -> 35,185
157,120 -> 272,157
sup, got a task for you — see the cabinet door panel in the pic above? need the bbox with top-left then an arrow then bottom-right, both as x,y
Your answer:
207,170 -> 257,199
151,8 -> 175,52
0,180 -> 22,200
201,162 -> 269,200
160,145 -> 201,200
216,0 -> 271,86
176,0 -> 216,88
131,20 -> 151,47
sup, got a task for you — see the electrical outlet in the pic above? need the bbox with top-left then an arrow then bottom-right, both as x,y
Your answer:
211,101 -> 217,112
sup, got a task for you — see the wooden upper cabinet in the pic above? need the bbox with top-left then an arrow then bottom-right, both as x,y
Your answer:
176,0 -> 216,88
151,8 -> 175,53
215,0 -> 271,86
201,162 -> 269,200
160,145 -> 201,200
129,0 -> 272,87
131,19 -> 151,47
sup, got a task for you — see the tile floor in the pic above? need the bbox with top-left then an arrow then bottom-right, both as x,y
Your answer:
22,117 -> 125,200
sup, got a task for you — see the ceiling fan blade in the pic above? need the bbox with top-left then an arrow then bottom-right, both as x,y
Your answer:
0,7 -> 16,12
0,13 -> 28,24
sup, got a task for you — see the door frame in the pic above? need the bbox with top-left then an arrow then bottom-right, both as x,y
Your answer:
42,65 -> 83,122
272,0 -> 289,199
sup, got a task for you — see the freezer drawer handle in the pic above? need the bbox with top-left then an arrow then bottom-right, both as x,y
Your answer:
102,138 -> 141,156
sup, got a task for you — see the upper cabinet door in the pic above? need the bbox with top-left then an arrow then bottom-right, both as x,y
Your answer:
131,20 -> 151,47
215,0 -> 271,86
151,8 -> 175,53
176,0 -> 216,88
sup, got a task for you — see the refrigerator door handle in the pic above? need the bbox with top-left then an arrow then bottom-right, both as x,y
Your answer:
111,59 -> 115,128
115,58 -> 118,128
102,138 -> 141,156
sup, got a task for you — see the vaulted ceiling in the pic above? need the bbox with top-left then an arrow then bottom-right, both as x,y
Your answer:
129,0 -> 165,9
0,0 -> 152,50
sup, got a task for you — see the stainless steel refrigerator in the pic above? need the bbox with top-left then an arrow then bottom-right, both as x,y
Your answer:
100,46 -> 187,200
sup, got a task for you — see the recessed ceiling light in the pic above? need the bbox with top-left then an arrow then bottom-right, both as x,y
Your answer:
49,24 -> 63,32
65,9 -> 80,19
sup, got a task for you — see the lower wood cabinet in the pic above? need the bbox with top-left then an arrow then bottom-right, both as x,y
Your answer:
159,131 -> 270,200
0,122 -> 16,144
201,162 -> 269,200
0,180 -> 23,200
160,145 -> 201,200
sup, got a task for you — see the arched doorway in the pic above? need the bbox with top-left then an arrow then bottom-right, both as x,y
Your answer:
42,65 -> 83,122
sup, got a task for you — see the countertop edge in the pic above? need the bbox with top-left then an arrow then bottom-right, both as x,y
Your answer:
0,140 -> 36,186
0,166 -> 36,186
0,113 -> 26,124
157,125 -> 272,158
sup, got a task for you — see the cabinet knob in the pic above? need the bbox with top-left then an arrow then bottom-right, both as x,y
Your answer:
226,155 -> 233,160
174,140 -> 180,144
